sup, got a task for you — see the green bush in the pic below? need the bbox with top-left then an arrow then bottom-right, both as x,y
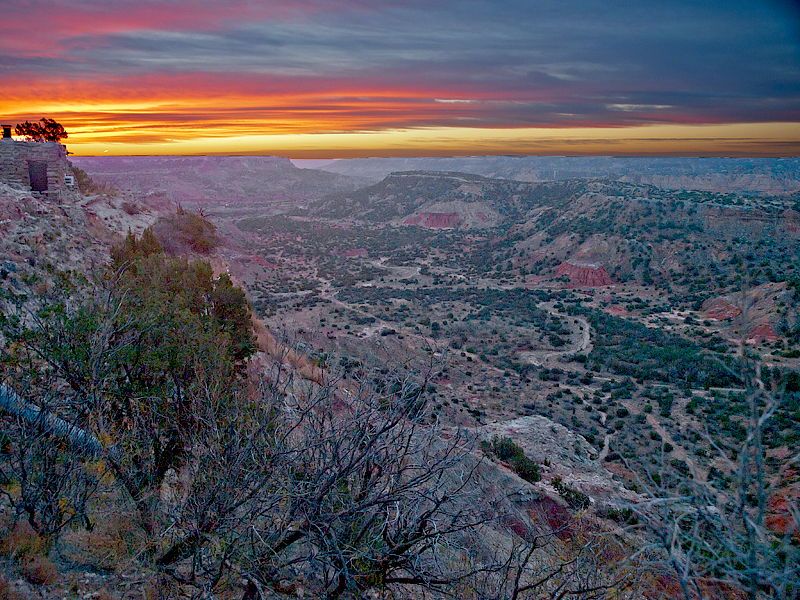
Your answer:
509,455 -> 541,483
670,458 -> 691,476
491,435 -> 525,462
483,436 -> 541,482
551,477 -> 591,510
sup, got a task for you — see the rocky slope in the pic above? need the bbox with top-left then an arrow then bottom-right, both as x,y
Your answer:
0,183 -> 117,292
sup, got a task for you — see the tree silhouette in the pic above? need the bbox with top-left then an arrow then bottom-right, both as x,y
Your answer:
14,118 -> 68,143
40,118 -> 68,142
15,121 -> 44,142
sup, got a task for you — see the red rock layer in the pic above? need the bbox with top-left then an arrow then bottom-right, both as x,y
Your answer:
702,298 -> 743,321
555,262 -> 613,287
766,469 -> 799,538
403,212 -> 461,228
747,322 -> 779,343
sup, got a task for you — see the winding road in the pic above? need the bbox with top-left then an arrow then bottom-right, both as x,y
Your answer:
518,302 -> 591,367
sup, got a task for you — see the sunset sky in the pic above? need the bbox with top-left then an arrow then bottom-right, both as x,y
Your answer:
3,0 -> 799,157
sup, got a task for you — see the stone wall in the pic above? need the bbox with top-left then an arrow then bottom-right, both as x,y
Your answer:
0,139 -> 69,195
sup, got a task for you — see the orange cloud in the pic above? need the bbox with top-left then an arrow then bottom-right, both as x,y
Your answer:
4,68 -> 797,158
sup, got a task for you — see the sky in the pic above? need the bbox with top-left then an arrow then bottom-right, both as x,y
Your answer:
2,0 -> 800,157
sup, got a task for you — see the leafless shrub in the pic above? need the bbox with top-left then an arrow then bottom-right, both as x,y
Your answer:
624,391 -> 799,600
121,201 -> 141,215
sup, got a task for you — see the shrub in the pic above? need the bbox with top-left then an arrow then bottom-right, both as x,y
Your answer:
59,512 -> 145,572
0,521 -> 57,586
20,556 -> 59,585
492,436 -> 524,462
598,507 -> 639,525
70,165 -> 102,194
670,458 -> 691,477
509,455 -> 542,483
551,477 -> 591,510
152,207 -> 219,255
483,436 -> 541,482
121,201 -> 141,215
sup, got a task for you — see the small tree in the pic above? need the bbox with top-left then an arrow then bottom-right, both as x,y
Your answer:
14,118 -> 68,143
15,121 -> 44,142
40,118 -> 68,143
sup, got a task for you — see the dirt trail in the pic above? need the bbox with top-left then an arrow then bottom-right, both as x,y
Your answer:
519,302 -> 591,367
597,433 -> 614,462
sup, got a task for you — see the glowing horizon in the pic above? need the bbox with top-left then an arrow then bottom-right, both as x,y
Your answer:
10,122 -> 796,159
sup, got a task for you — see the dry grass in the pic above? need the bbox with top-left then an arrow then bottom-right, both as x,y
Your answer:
19,556 -> 58,586
144,575 -> 182,600
58,510 -> 146,573
0,522 -> 45,563
0,520 -> 58,589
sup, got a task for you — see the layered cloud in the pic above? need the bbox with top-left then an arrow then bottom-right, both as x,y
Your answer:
2,0 -> 799,155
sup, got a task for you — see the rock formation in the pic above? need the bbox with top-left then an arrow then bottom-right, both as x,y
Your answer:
402,211 -> 462,228
555,261 -> 613,287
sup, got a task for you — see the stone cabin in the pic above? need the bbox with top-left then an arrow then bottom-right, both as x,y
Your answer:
0,124 -> 71,197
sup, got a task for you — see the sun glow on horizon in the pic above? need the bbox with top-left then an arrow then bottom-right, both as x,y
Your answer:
47,122 -> 800,159
6,79 -> 798,159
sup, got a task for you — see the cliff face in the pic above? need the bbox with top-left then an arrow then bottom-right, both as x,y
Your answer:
747,322 -> 779,343
767,471 -> 800,537
555,261 -> 613,287
702,297 -> 743,321
701,205 -> 800,242
402,211 -> 462,228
